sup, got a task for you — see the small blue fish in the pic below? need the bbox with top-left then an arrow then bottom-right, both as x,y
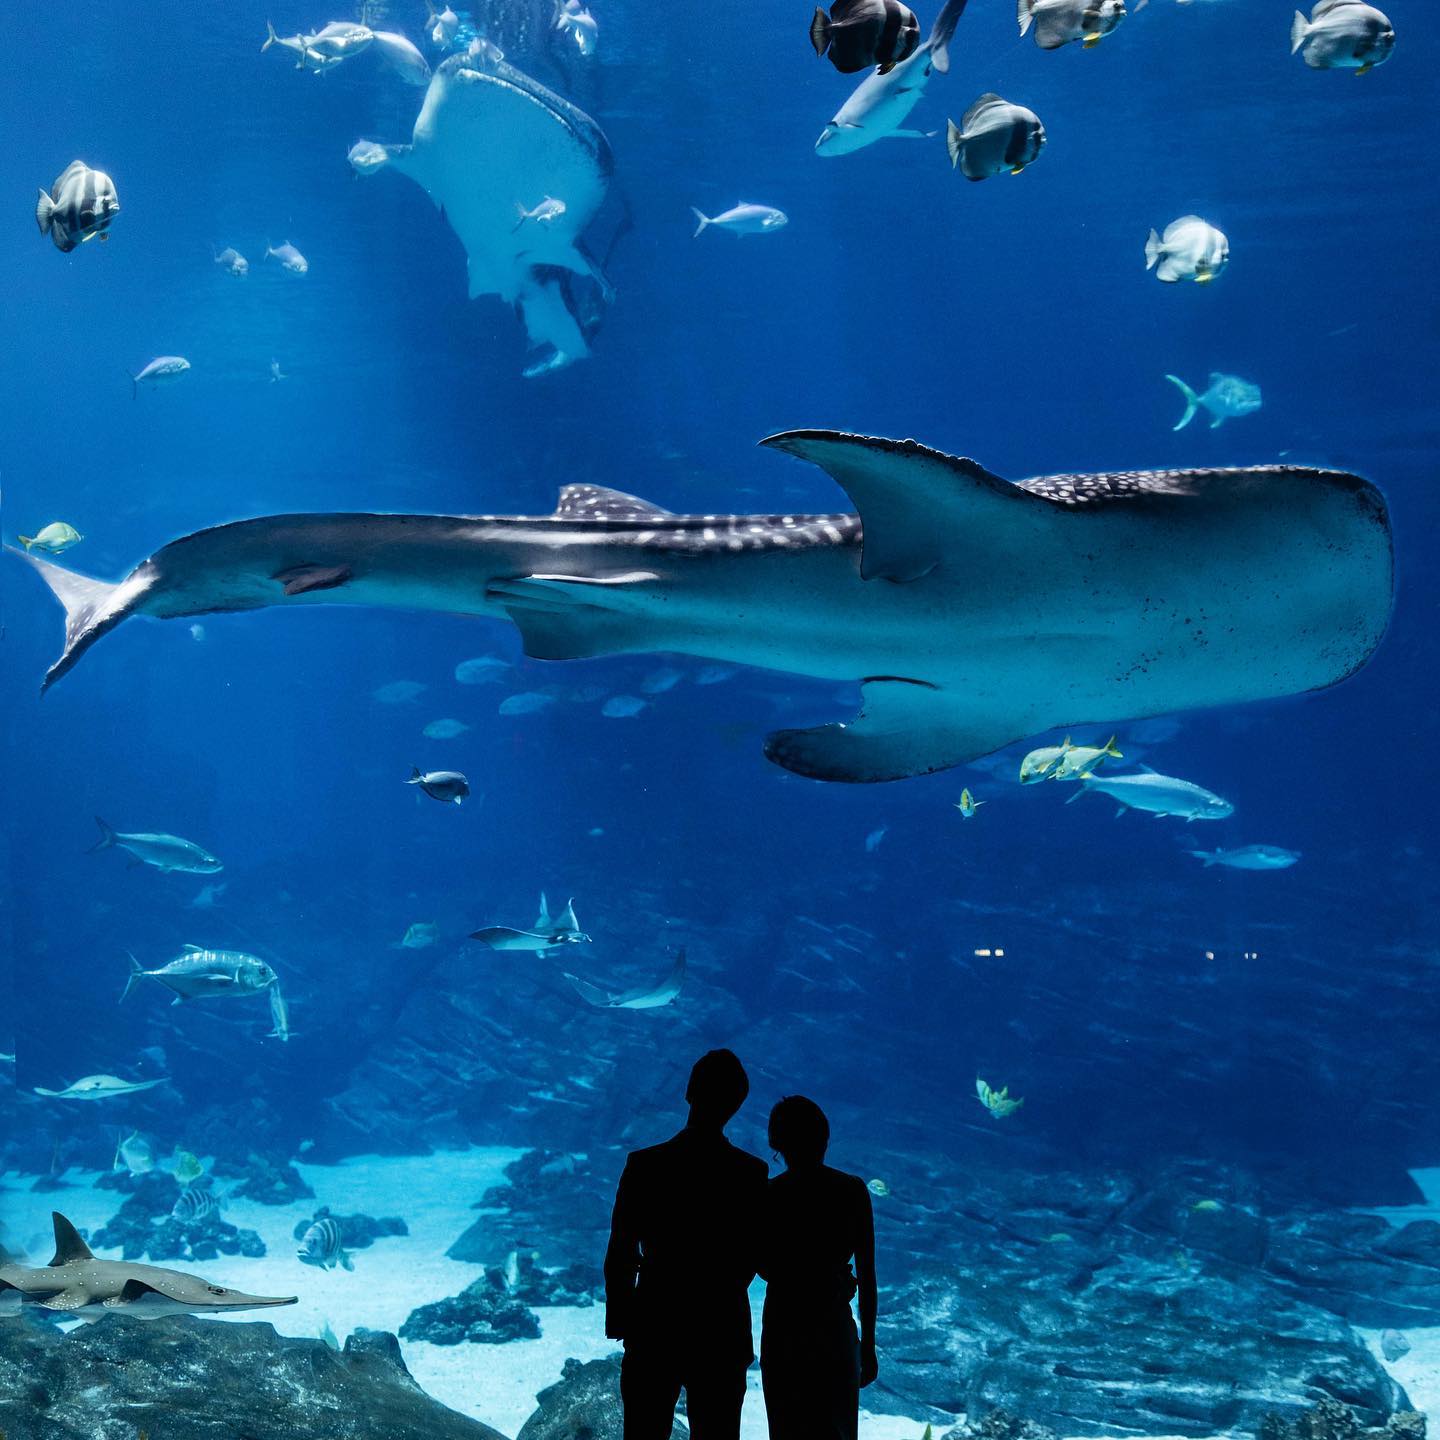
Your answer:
1165,373 -> 1262,431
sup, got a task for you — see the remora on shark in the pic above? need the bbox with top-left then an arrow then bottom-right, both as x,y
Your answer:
12,431 -> 1393,783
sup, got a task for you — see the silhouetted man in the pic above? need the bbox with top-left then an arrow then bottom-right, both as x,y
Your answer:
604,1049 -> 768,1440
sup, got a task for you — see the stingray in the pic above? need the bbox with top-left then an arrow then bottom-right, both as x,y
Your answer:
356,44 -> 613,375
0,1212 -> 296,1320
12,432 -> 1393,783
566,948 -> 686,1009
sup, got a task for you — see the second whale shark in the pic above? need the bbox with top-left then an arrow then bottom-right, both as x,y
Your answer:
13,431 -> 1393,783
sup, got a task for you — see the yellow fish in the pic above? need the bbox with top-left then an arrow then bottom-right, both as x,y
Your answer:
1051,735 -> 1122,781
976,1077 -> 1024,1119
1191,1199 -> 1223,1213
955,788 -> 985,818
867,1178 -> 890,1197
1019,737 -> 1070,784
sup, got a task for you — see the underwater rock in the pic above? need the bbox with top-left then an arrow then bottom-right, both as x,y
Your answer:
447,1148 -> 616,1271
227,1154 -> 315,1205
516,1356 -> 686,1440
1257,1396 -> 1426,1440
942,1413 -> 1059,1440
0,1317 -> 508,1439
89,1175 -> 265,1261
1264,1213 -> 1440,1327
399,1270 -> 542,1344
291,1205 -> 409,1251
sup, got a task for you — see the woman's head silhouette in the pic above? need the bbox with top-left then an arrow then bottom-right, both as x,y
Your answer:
768,1094 -> 830,1169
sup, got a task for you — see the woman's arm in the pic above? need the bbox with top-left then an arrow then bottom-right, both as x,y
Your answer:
855,1180 -> 878,1386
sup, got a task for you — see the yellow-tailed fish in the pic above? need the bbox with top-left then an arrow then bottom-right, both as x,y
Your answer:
976,1077 -> 1024,1119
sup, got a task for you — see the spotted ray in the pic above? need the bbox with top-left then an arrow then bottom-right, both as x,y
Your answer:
10,432 -> 1393,783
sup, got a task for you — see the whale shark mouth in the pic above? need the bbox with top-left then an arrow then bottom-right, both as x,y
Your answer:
10,432 -> 1394,783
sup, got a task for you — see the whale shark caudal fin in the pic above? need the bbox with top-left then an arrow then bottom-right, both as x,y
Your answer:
760,430 -> 1052,582
9,547 -> 154,692
49,1213 -> 94,1266
1165,375 -> 1201,431
764,677 -> 1025,783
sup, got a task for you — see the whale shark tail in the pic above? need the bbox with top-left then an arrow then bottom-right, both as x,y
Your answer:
1165,375 -> 1200,431
10,548 -> 153,693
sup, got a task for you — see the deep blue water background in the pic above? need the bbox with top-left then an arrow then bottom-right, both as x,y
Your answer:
2,1 -> 1437,1198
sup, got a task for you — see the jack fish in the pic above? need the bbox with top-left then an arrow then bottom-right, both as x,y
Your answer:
122,946 -> 277,1005
89,818 -> 222,873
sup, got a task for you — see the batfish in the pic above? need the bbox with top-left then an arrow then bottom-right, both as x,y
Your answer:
354,44 -> 613,376
566,948 -> 686,1009
12,434 -> 1393,784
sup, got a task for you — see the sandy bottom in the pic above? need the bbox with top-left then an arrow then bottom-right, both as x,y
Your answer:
0,1149 -> 945,1439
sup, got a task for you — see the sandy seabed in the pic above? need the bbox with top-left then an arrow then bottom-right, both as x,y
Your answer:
0,1147 -> 935,1439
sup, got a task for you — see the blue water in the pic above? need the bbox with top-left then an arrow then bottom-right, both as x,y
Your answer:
2,0 -> 1437,1284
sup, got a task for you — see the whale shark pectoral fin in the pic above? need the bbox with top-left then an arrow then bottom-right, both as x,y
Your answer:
764,678 -> 1022,782
487,571 -> 662,661
760,431 -> 1049,581
274,563 -> 352,596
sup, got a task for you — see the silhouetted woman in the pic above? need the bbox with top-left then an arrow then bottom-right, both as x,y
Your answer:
758,1095 -> 877,1440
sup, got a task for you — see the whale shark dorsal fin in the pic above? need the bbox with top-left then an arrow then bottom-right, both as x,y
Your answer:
760,431 -> 1045,582
552,485 -> 673,521
764,677 -> 1031,782
50,1213 -> 94,1266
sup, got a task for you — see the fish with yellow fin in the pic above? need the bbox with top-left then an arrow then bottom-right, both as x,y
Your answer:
976,1077 -> 1024,1119
1051,735 -> 1122,780
1020,738 -> 1071,784
955,788 -> 985,818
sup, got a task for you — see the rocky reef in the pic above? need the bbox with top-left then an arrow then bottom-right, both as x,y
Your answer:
516,1356 -> 686,1440
400,1269 -> 543,1345
291,1204 -> 409,1252
0,1318 -> 506,1440
89,1174 -> 265,1262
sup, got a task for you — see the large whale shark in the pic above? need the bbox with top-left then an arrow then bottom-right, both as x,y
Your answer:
13,432 -> 1392,783
357,43 -> 613,376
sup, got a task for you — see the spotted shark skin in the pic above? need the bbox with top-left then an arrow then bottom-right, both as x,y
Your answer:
10,431 -> 1393,783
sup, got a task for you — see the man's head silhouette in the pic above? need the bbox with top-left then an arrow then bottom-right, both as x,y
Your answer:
685,1048 -> 749,1129
768,1094 -> 830,1169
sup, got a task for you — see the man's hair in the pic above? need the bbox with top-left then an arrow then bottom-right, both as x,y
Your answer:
685,1049 -> 749,1124
768,1094 -> 830,1166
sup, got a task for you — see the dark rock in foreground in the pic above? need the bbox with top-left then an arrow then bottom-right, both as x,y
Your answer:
0,1317 -> 506,1440
517,1356 -> 686,1440
1259,1396 -> 1427,1440
401,1270 -> 542,1345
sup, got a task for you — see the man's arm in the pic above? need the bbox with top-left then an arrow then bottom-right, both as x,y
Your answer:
603,1158 -> 640,1340
855,1181 -> 878,1387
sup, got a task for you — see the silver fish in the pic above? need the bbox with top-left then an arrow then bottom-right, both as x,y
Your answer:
1069,769 -> 1233,820
1018,0 -> 1126,49
297,1217 -> 353,1271
946,94 -> 1046,180
171,1187 -> 220,1224
1291,0 -> 1394,71
267,985 -> 292,1042
371,30 -> 432,86
113,1129 -> 155,1176
131,356 -> 191,398
407,767 -> 470,803
1188,844 -> 1299,869
123,946 -> 277,1005
213,246 -> 248,277
35,160 -> 120,252
302,21 -> 373,58
690,203 -> 788,238
1166,373 -> 1261,430
348,140 -> 393,175
89,818 -> 222,874
1145,216 -> 1228,284
554,0 -> 599,55
265,241 -> 309,274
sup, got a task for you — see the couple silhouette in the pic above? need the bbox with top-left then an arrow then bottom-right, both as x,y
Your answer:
604,1050 -> 878,1440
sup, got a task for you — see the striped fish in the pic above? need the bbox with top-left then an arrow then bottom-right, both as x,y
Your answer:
297,1218 -> 353,1271
171,1186 -> 220,1224
35,161 -> 120,253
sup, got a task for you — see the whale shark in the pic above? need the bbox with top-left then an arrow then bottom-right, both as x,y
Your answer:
355,44 -> 613,375
13,431 -> 1392,783
0,1212 -> 297,1320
